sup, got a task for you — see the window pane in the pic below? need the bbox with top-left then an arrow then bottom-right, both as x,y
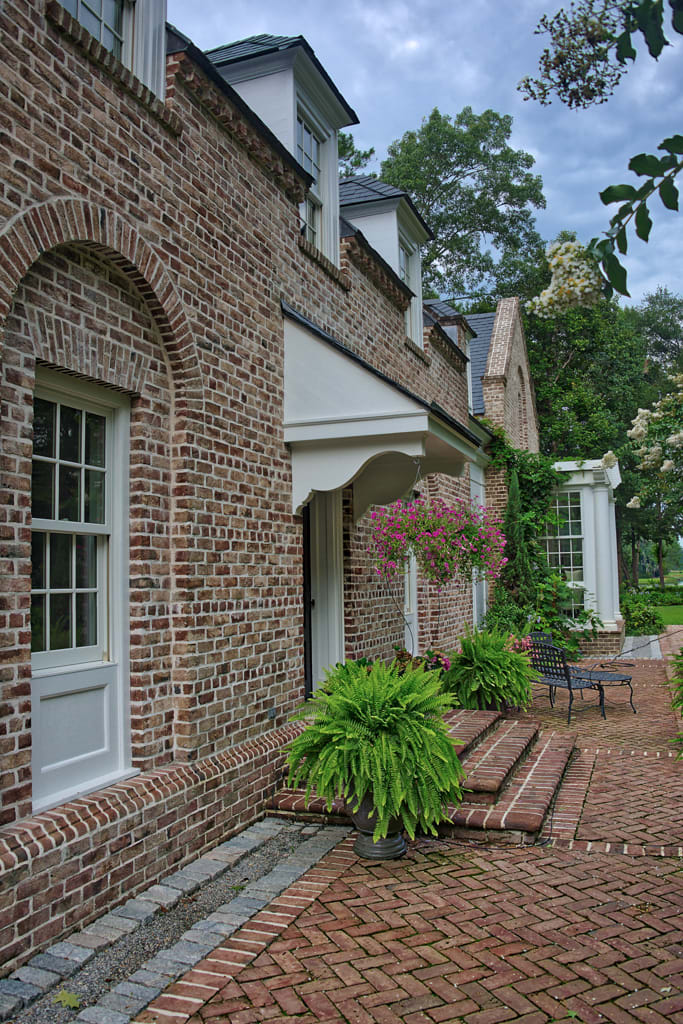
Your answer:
80,6 -> 102,38
85,412 -> 106,467
50,533 -> 72,589
76,592 -> 98,647
60,405 -> 82,463
32,533 -> 46,590
103,0 -> 121,30
76,535 -> 98,588
50,593 -> 72,650
85,470 -> 105,523
32,461 -> 54,519
31,594 -> 46,653
59,466 -> 81,521
62,0 -> 77,14
33,398 -> 55,458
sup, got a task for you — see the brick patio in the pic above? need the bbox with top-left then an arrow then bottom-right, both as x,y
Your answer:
135,655 -> 682,1024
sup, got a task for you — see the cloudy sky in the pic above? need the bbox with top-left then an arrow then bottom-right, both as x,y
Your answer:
167,0 -> 682,304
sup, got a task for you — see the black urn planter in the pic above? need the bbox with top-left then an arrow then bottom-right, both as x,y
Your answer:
346,794 -> 406,860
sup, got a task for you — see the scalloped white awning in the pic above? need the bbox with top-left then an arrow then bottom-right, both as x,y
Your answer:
284,313 -> 480,517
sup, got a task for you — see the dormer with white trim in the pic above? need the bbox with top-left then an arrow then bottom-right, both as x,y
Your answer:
339,176 -> 432,348
206,34 -> 358,266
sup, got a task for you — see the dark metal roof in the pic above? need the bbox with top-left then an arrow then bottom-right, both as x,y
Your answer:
339,176 -> 433,241
281,301 -> 481,449
204,34 -> 358,125
464,312 -> 497,416
424,300 -> 496,416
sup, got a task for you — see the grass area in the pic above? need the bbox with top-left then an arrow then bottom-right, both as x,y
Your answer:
656,605 -> 683,625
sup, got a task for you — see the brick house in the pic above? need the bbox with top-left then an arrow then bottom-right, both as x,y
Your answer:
0,2 -> 539,972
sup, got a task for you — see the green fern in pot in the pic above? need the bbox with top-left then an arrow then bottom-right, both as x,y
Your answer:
441,629 -> 537,710
287,659 -> 465,857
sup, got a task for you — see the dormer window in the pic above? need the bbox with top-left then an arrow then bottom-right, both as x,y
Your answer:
205,35 -> 358,267
297,114 -> 322,247
60,0 -> 167,98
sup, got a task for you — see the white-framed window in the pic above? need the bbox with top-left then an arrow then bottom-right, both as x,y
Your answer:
59,0 -> 167,98
542,490 -> 585,617
398,233 -> 423,347
31,388 -> 114,670
30,370 -> 133,811
61,0 -> 128,60
297,114 -> 323,248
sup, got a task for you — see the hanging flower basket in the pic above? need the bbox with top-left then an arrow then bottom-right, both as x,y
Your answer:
368,497 -> 507,587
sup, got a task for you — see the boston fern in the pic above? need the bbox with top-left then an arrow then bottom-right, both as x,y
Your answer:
442,630 -> 537,711
287,660 -> 465,841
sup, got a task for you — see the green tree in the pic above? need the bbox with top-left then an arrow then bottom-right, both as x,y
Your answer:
627,286 -> 683,374
520,1 -> 683,297
380,107 -> 546,298
338,132 -> 375,177
526,299 -> 653,458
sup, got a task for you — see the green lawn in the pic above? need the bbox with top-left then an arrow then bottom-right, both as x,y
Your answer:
656,605 -> 683,625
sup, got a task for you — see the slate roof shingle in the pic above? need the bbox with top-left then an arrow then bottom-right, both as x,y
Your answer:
424,300 -> 496,417
204,34 -> 358,124
339,176 -> 433,241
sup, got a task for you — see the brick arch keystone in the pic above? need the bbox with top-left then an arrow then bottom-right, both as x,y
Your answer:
0,197 -> 201,394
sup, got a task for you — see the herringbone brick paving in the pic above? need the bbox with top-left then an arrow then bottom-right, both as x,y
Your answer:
137,838 -> 683,1024
136,654 -> 682,1024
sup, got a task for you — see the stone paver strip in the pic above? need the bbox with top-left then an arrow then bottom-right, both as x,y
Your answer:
0,816 -> 293,1020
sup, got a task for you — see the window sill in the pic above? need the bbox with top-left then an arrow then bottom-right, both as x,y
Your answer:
298,235 -> 351,291
46,1 -> 182,136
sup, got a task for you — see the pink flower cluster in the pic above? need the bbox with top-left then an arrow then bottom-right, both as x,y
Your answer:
369,497 -> 507,587
506,634 -> 532,654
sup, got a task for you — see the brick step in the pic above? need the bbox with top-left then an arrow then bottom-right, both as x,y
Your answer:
459,720 -> 540,804
267,714 -> 576,844
443,730 -> 576,843
443,708 -> 502,757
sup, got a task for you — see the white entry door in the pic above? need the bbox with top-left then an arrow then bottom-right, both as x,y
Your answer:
307,490 -> 344,691
30,372 -> 132,812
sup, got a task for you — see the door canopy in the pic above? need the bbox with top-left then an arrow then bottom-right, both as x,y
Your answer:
283,307 -> 481,517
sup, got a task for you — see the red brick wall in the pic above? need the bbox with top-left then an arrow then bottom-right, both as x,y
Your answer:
0,0 -> 482,970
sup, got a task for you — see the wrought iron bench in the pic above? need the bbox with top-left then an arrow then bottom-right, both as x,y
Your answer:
529,640 -> 606,724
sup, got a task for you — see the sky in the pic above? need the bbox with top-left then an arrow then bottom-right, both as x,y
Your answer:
167,1 -> 682,305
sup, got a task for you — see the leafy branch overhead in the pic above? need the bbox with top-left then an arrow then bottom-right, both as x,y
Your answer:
521,1 -> 683,297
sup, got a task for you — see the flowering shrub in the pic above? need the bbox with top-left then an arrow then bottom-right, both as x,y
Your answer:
626,373 -> 683,509
506,634 -> 531,654
393,646 -> 451,674
526,240 -> 604,318
369,497 -> 507,586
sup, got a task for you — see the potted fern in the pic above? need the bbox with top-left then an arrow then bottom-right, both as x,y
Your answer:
287,659 -> 465,859
440,629 -> 537,710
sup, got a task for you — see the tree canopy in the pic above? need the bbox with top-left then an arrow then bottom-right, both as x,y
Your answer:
379,107 -> 546,298
338,132 -> 375,177
520,0 -> 683,297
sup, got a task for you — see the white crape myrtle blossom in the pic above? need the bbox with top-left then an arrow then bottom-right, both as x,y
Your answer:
601,450 -> 617,469
526,241 -> 604,318
626,372 -> 683,510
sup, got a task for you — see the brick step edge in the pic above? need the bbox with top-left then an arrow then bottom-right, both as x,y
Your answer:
445,732 -> 576,837
459,720 -> 540,804
443,709 -> 502,757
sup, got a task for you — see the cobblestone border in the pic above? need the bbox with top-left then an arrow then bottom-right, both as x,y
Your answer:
0,819 -> 350,1023
135,836 -> 357,1024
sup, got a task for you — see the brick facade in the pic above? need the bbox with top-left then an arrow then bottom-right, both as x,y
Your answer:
0,2 -> 513,971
